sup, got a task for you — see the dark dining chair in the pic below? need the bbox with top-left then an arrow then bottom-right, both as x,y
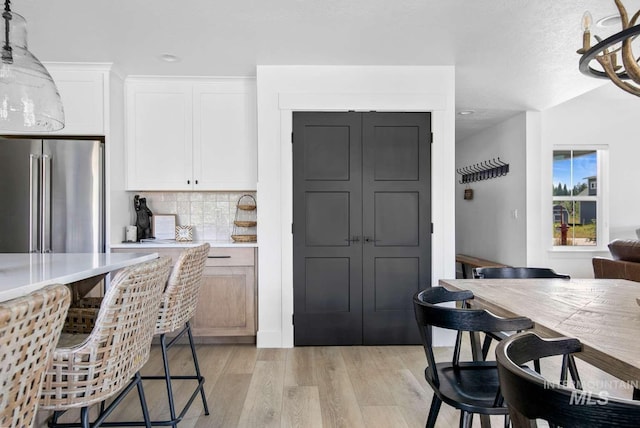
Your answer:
413,287 -> 534,428
473,266 -> 570,279
472,266 -> 571,363
496,331 -> 640,428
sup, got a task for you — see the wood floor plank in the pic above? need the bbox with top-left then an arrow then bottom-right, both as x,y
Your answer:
237,360 -> 286,428
285,346 -> 318,387
346,367 -> 396,406
197,373 -> 252,428
282,386 -> 323,428
315,347 -> 365,428
223,344 -> 259,374
258,347 -> 288,361
361,405 -> 411,428
380,368 -> 431,428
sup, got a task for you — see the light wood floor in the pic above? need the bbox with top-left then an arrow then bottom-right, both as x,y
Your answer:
35,341 -> 634,428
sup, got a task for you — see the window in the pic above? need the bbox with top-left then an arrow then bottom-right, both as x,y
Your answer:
552,149 -> 605,247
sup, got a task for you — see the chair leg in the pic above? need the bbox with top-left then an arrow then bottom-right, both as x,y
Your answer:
459,410 -> 473,428
186,320 -> 210,415
134,371 -> 152,428
425,395 -> 442,428
80,407 -> 90,428
159,333 -> 179,428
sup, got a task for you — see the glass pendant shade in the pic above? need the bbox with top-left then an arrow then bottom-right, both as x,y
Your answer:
0,8 -> 64,131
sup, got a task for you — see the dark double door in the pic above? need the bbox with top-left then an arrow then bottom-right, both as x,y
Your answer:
293,112 -> 431,345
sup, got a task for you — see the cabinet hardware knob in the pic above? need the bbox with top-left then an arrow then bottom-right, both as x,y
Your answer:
187,180 -> 190,185
364,236 -> 380,243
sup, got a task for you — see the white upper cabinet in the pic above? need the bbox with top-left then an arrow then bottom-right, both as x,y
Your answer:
125,77 -> 257,191
4,63 -> 109,136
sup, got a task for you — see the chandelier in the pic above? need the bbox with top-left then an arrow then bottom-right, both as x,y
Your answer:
578,0 -> 640,97
0,0 -> 64,131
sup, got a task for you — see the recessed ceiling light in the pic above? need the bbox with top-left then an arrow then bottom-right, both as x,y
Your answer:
596,14 -> 621,28
159,53 -> 181,63
458,110 -> 475,115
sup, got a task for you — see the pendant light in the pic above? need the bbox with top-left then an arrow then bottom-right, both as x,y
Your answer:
0,0 -> 64,131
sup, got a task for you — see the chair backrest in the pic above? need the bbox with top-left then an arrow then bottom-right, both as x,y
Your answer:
496,332 -> 640,427
0,284 -> 70,428
473,266 -> 570,279
414,287 -> 533,385
40,257 -> 171,409
156,243 -> 210,334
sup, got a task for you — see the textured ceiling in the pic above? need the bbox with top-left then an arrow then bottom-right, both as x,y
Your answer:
15,0 -> 640,140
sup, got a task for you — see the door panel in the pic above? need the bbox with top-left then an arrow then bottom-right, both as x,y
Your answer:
293,112 -> 363,346
293,111 -> 430,346
374,192 -> 420,246
362,112 -> 430,345
305,192 -> 350,246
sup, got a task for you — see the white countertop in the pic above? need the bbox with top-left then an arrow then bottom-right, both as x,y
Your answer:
109,240 -> 258,249
0,252 -> 158,303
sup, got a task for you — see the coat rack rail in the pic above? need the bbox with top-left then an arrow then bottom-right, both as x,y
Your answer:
456,158 -> 509,184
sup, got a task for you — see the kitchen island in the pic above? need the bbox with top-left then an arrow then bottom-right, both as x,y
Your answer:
0,252 -> 158,302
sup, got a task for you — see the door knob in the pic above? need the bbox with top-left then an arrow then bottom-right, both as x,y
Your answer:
345,236 -> 360,243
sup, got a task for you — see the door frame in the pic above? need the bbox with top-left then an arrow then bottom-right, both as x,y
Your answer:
255,67 -> 457,348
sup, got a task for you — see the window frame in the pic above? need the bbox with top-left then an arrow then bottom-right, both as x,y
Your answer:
550,145 -> 609,252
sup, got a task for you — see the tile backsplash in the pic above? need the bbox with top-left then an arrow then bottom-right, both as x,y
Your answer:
127,191 -> 256,241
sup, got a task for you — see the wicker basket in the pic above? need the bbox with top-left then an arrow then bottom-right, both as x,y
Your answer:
232,195 -> 257,243
234,220 -> 257,228
231,234 -> 257,242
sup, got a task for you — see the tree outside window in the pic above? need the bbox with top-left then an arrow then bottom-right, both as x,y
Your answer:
552,150 -> 598,246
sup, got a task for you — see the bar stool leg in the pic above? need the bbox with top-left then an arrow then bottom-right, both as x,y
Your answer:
159,333 -> 179,428
186,321 -> 210,415
80,407 -> 90,428
134,371 -> 152,428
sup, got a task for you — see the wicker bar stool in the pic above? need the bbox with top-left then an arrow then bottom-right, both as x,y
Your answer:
0,284 -> 71,428
131,243 -> 211,427
149,243 -> 211,427
96,243 -> 211,427
39,257 -> 172,428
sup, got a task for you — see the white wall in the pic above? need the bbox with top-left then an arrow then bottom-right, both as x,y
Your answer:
530,84 -> 640,277
256,65 -> 456,348
456,113 -> 528,266
107,69 -> 130,249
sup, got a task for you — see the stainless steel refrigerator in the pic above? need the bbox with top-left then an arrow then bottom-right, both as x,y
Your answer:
0,136 -> 105,253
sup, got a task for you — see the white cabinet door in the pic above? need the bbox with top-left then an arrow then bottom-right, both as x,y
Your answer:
50,69 -> 105,135
126,81 -> 193,190
192,80 -> 257,190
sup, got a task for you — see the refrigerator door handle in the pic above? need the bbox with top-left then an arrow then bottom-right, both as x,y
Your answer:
29,154 -> 40,253
41,154 -> 52,253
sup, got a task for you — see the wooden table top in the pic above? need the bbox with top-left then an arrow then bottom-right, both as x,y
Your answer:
439,278 -> 640,385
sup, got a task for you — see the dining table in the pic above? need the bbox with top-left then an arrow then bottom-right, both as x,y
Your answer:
0,252 -> 159,303
439,277 -> 640,397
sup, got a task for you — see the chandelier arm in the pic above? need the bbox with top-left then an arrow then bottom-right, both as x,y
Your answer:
615,0 -> 630,27
597,55 -> 640,96
579,24 -> 640,79
620,37 -> 640,82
